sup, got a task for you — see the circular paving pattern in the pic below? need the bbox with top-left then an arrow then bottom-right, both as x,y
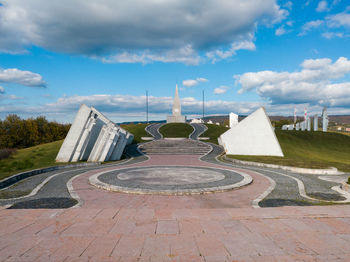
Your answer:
90,166 -> 252,195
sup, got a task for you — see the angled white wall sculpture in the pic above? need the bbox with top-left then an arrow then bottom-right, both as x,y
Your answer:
219,107 -> 284,157
56,104 -> 133,162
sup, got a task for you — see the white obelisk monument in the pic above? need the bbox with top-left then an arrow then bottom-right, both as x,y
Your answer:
167,84 -> 186,123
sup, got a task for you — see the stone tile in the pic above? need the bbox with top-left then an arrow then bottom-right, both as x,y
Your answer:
132,220 -> 157,235
200,220 -> 226,235
178,219 -> 203,235
195,236 -> 229,258
156,220 -> 179,235
111,235 -> 145,257
108,219 -> 136,235
81,235 -> 120,258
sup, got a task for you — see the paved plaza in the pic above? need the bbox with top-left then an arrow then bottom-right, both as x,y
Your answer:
1,123 -> 350,261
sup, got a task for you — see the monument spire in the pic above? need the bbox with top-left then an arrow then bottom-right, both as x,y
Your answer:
167,83 -> 186,123
172,84 -> 181,116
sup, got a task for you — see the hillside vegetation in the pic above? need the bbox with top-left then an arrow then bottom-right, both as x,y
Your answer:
0,114 -> 70,149
0,140 -> 64,180
120,123 -> 151,144
227,130 -> 350,172
159,123 -> 194,138
200,124 -> 229,144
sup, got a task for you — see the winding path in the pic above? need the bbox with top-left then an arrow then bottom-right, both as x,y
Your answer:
1,123 -> 350,261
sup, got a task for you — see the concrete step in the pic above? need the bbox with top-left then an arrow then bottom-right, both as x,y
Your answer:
138,138 -> 211,155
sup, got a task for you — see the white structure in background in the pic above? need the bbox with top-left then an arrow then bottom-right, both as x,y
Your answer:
322,107 -> 329,132
167,84 -> 186,123
56,104 -> 133,162
229,112 -> 239,128
190,118 -> 203,124
282,124 -> 294,130
314,114 -> 318,131
207,120 -> 213,124
219,107 -> 284,157
295,122 -> 300,130
215,122 -> 220,126
307,117 -> 311,131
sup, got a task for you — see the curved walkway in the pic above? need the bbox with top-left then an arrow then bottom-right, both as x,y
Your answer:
189,123 -> 207,139
145,123 -> 164,140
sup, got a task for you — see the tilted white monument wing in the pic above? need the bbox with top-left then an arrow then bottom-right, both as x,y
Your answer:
56,104 -> 133,162
219,107 -> 284,157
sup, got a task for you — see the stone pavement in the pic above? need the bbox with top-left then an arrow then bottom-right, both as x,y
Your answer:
1,204 -> 350,261
1,153 -> 350,261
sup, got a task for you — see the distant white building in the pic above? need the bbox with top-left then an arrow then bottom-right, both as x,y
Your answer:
190,118 -> 203,124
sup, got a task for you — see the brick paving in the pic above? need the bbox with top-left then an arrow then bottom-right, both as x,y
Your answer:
1,154 -> 350,261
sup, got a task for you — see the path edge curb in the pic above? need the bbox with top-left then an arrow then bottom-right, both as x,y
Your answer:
222,155 -> 343,175
0,162 -> 101,189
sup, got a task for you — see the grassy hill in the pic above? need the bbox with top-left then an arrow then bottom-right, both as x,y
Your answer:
159,123 -> 194,138
0,140 -> 64,180
120,123 -> 150,144
227,130 -> 350,172
200,124 -> 229,144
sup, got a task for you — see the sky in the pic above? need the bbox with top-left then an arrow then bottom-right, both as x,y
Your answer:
0,0 -> 350,123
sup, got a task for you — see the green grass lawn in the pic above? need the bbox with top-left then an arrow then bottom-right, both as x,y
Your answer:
0,140 -> 64,180
120,123 -> 151,144
200,124 -> 229,144
227,130 -> 350,172
159,123 -> 194,138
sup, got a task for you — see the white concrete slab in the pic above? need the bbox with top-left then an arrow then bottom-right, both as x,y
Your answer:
219,107 -> 284,157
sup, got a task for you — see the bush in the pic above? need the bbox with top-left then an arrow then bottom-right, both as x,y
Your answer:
347,177 -> 350,185
0,148 -> 17,160
0,114 -> 70,149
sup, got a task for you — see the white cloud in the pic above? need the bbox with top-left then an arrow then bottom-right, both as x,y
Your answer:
0,86 -> 4,93
0,0 -> 287,64
214,86 -> 230,95
283,1 -> 293,10
0,93 -> 262,122
322,32 -> 346,38
101,46 -> 201,65
3,92 -> 350,123
275,26 -> 286,36
299,20 -> 324,36
0,68 -> 46,87
182,78 -> 208,87
206,40 -> 256,63
327,12 -> 350,28
316,1 -> 330,12
235,57 -> 350,107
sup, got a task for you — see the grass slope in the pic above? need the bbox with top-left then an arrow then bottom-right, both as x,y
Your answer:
200,124 -> 229,144
0,140 -> 64,180
227,130 -> 350,172
159,123 -> 194,138
120,123 -> 150,144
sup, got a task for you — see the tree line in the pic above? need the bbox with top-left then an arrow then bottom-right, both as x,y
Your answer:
0,114 -> 71,149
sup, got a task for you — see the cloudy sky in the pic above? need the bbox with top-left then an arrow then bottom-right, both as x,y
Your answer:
0,0 -> 350,123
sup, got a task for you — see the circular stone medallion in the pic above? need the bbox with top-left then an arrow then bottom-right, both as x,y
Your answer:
117,167 -> 225,185
92,166 -> 252,195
